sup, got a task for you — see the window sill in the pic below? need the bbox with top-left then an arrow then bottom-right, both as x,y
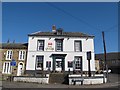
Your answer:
5,59 -> 12,60
18,59 -> 25,61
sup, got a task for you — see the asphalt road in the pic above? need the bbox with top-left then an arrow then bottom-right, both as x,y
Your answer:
1,73 -> 120,89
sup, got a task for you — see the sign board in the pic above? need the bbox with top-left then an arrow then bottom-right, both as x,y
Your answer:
87,51 -> 91,60
46,42 -> 54,51
11,59 -> 16,66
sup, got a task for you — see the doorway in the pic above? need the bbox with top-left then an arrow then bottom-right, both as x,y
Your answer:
55,58 -> 62,72
17,62 -> 24,76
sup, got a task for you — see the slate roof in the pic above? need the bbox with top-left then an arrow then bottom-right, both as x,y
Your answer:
0,43 -> 28,49
95,52 -> 120,60
28,31 -> 94,38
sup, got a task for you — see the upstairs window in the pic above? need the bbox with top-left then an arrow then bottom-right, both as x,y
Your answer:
55,39 -> 63,51
74,41 -> 82,52
6,50 -> 13,60
19,50 -> 26,60
37,40 -> 44,51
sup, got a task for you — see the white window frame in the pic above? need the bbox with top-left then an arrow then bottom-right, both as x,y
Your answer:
74,41 -> 82,52
18,50 -> 26,60
6,50 -> 13,60
56,40 -> 63,51
2,62 -> 11,74
37,40 -> 44,51
74,56 -> 82,70
36,56 -> 44,70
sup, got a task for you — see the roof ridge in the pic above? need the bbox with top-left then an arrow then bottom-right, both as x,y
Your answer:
31,31 -> 41,34
28,31 -> 94,37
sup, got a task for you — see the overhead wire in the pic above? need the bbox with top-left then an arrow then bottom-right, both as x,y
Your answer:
45,2 -> 117,33
45,2 -> 100,32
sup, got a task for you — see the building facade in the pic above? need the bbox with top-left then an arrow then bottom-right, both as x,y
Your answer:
0,43 -> 28,76
95,52 -> 120,73
26,26 -> 95,75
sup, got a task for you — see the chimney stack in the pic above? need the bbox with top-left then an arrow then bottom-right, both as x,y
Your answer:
7,39 -> 10,43
52,25 -> 56,32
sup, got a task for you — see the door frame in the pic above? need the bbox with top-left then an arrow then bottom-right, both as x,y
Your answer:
51,54 -> 67,72
17,62 -> 24,76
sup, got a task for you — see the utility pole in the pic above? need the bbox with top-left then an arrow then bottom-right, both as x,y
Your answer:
102,31 -> 108,82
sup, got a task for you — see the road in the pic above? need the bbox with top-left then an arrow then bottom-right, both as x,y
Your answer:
1,73 -> 120,89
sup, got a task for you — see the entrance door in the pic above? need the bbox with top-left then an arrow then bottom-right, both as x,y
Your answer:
17,62 -> 24,76
55,59 -> 62,71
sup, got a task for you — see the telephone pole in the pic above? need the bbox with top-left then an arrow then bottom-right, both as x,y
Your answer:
102,31 -> 108,82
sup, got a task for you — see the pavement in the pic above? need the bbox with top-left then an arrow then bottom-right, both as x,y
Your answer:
1,73 -> 120,89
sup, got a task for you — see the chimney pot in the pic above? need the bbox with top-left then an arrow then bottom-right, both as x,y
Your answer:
52,25 -> 56,32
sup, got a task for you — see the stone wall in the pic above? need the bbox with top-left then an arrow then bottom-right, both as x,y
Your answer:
2,49 -> 27,76
13,74 -> 49,84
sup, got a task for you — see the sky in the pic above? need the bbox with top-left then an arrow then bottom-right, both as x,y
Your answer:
2,2 -> 118,54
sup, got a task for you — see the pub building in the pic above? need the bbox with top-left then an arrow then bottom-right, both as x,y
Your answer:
26,25 -> 95,75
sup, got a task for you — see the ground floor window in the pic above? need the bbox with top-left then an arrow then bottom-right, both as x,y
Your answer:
74,56 -> 82,70
36,56 -> 43,70
2,62 -> 11,74
68,61 -> 73,68
46,61 -> 51,68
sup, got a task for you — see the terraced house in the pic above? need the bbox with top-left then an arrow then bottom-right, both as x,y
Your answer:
26,25 -> 95,75
0,43 -> 28,76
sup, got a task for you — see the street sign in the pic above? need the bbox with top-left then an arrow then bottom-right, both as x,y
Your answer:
11,59 -> 16,66
87,51 -> 91,77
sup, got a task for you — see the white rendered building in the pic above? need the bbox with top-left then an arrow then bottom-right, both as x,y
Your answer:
26,25 -> 95,75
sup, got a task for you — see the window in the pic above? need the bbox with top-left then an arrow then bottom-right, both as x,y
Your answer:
6,50 -> 13,60
19,50 -> 26,60
74,56 -> 82,70
56,39 -> 63,51
36,56 -> 43,70
68,61 -> 73,68
46,61 -> 51,68
37,40 -> 44,51
2,62 -> 11,74
74,41 -> 82,52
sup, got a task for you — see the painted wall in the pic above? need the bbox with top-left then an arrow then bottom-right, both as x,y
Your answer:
26,36 -> 95,72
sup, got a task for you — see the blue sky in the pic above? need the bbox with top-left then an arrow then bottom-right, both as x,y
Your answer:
2,2 -> 118,54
